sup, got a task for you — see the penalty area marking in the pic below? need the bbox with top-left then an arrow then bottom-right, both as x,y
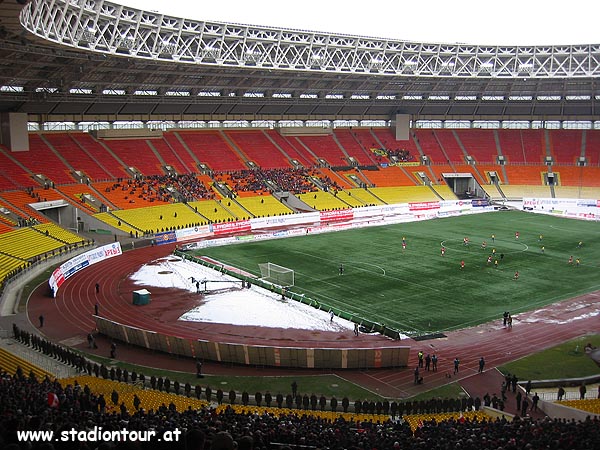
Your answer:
341,261 -> 386,276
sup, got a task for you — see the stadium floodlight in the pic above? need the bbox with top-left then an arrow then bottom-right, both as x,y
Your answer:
259,263 -> 295,288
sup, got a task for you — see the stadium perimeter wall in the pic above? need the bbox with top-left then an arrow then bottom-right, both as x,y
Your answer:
95,316 -> 410,369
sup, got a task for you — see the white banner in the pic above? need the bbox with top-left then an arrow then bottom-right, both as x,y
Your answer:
48,242 -> 122,296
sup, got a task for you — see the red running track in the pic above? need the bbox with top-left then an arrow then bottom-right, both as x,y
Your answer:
27,244 -> 600,399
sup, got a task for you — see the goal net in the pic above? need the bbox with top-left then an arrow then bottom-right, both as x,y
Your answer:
258,262 -> 295,287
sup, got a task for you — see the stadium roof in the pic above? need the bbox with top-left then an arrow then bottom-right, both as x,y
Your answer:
0,0 -> 598,123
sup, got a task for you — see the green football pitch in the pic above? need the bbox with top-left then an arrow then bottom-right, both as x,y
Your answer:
193,210 -> 600,336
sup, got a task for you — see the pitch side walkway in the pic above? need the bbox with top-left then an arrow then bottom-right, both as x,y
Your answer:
10,244 -> 600,399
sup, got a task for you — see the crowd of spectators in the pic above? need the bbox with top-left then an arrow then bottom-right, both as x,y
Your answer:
101,174 -> 218,205
103,178 -> 170,205
7,324 -> 600,450
223,168 -> 318,195
386,148 -> 413,162
147,174 -> 215,202
1,367 -> 599,450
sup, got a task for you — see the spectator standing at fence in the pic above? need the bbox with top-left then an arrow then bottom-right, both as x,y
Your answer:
580,383 -> 587,399
532,392 -> 540,411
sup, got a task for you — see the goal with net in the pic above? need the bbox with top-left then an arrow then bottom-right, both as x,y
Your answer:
258,262 -> 295,287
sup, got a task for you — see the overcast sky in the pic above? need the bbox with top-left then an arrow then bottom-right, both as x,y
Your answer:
119,0 -> 599,46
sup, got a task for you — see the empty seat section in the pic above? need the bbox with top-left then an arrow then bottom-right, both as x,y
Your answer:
70,134 -> 130,179
504,165 -> 547,185
507,129 -> 545,164
369,186 -> 439,204
554,166 -> 600,187
297,191 -> 350,210
0,227 -> 73,260
579,167 -> 600,186
297,135 -> 347,167
413,129 -> 447,163
0,253 -> 23,280
10,135 -> 75,185
455,129 -> 498,163
163,133 -> 200,172
208,198 -> 251,220
432,184 -> 458,200
433,130 -> 465,162
187,199 -> 238,223
55,184 -> 99,214
497,129 -> 525,163
501,185 -> 551,199
265,131 -> 314,167
0,149 -> 36,189
337,188 -> 383,206
33,223 -> 85,245
43,133 -> 112,181
225,131 -> 291,169
112,203 -> 204,233
0,190 -> 52,223
585,130 -> 600,165
352,129 -> 386,165
364,166 -> 418,187
477,164 -> 504,183
427,164 -> 456,184
178,131 -> 246,171
93,212 -> 140,235
554,186 -> 588,198
149,138 -> 189,174
333,130 -> 374,165
482,184 -> 503,200
553,166 -> 587,186
0,222 -> 14,234
104,139 -> 164,176
236,195 -> 294,217
549,130 -> 582,164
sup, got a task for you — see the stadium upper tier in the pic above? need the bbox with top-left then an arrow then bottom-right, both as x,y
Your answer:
0,129 -> 598,191
0,128 -> 600,190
